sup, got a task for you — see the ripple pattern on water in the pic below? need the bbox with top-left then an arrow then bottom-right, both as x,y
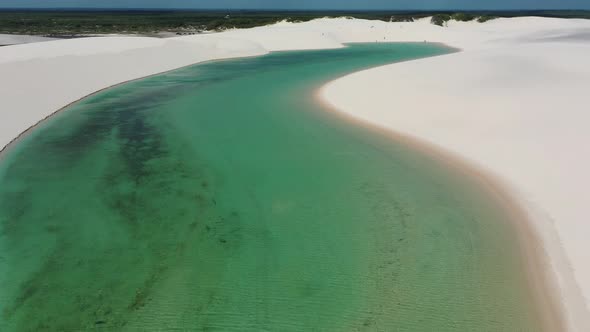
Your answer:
0,44 -> 547,331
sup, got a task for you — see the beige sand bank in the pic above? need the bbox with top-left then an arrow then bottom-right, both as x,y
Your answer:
1,16 -> 589,330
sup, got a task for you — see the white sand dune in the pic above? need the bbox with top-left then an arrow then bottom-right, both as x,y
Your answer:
1,16 -> 590,331
320,17 -> 590,332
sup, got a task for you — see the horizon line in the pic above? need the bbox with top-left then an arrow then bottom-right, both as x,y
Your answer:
1,7 -> 589,11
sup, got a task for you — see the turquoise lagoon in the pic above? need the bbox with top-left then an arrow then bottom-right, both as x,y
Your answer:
0,43 -> 548,330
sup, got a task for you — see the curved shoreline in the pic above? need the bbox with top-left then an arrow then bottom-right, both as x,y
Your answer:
0,42 -> 552,329
316,84 -> 566,330
0,51 -> 272,160
2,41 -> 566,330
317,54 -> 590,330
2,16 -> 589,329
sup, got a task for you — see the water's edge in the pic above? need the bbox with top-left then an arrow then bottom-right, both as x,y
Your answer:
0,51 -> 272,159
316,65 -> 566,330
0,43 -> 563,330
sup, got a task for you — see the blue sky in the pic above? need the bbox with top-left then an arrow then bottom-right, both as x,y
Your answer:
1,0 -> 589,10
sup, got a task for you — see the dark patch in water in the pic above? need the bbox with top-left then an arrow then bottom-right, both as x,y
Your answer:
0,190 -> 31,236
0,71 -> 229,330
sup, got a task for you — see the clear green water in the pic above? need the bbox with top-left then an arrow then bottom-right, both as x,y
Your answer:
0,44 -> 545,331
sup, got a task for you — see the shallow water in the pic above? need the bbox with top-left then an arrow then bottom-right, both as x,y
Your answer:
0,43 -> 544,331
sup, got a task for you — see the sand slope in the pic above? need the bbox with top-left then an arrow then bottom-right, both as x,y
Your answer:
1,16 -> 590,331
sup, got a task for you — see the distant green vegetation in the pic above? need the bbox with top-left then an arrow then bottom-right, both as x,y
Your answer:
477,15 -> 498,23
430,13 -> 500,26
0,11 -> 419,36
430,14 -> 452,26
0,10 -> 588,36
452,13 -> 476,22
